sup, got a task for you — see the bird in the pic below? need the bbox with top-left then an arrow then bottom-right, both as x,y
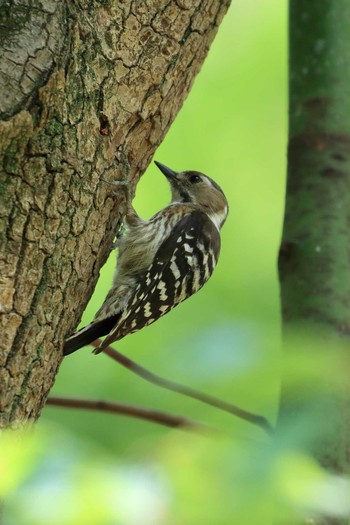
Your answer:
63,161 -> 229,356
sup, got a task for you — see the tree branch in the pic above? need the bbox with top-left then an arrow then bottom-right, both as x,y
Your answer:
46,396 -> 214,434
89,339 -> 274,436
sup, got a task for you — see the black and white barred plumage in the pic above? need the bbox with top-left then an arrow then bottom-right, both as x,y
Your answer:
64,161 -> 228,355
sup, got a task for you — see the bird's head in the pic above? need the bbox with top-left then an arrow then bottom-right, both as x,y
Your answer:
155,161 -> 229,230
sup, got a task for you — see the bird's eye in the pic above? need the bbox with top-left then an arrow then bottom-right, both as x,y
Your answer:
189,174 -> 201,184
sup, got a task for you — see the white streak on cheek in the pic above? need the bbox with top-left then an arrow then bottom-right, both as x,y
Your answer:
209,205 -> 228,230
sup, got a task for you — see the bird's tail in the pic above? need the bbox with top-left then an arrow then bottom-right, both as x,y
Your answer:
63,315 -> 119,356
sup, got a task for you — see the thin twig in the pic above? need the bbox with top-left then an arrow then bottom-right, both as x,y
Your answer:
46,396 -> 213,434
91,339 -> 274,436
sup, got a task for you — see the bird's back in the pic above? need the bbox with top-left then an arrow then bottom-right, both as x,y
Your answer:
97,210 -> 220,351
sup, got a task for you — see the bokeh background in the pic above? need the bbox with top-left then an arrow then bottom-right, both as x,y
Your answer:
2,1 -> 292,523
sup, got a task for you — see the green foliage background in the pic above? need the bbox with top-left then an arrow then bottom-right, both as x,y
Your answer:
4,1 -> 328,524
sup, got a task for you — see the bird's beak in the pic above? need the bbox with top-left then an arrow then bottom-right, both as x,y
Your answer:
154,161 -> 178,180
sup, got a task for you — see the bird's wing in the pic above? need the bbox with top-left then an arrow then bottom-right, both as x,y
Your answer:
96,210 -> 221,352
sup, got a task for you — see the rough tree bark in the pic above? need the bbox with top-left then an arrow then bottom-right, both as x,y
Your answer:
0,0 -> 231,428
278,1 -> 350,524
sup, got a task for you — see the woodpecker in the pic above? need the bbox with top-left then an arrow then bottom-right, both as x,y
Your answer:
64,161 -> 229,355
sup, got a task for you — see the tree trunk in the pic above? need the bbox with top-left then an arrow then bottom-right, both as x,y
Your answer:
0,0 -> 231,428
278,1 -> 350,523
